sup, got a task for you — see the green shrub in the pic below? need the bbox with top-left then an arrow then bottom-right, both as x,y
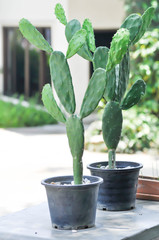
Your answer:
0,98 -> 57,128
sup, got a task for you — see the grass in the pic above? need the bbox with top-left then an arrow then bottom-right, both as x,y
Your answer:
0,98 -> 57,128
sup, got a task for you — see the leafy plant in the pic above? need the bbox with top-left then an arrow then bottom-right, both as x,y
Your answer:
0,97 -> 57,127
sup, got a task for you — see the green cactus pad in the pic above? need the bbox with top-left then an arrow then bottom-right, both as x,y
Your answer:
65,19 -> 81,42
133,7 -> 155,44
82,18 -> 96,52
103,67 -> 116,101
102,101 -> 123,150
55,3 -> 67,26
115,51 -> 130,102
19,18 -> 53,53
121,79 -> 146,110
65,20 -> 93,61
93,46 -> 109,70
66,115 -> 84,184
50,51 -> 76,114
104,51 -> 130,102
66,29 -> 87,59
106,28 -> 130,72
80,68 -> 106,119
120,14 -> 142,43
42,84 -> 66,123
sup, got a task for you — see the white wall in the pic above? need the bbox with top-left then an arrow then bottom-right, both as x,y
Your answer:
0,0 -> 125,112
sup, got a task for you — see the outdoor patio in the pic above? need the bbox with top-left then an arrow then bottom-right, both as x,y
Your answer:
0,124 -> 158,217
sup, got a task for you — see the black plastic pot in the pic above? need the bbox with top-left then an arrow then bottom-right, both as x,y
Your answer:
87,161 -> 143,211
41,175 -> 103,230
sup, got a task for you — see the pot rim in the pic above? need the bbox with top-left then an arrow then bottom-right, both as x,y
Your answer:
87,161 -> 143,172
41,175 -> 103,188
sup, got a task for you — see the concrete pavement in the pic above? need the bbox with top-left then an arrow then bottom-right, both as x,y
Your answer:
0,124 -> 158,217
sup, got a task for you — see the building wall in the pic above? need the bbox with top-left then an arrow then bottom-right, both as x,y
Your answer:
0,0 -> 125,112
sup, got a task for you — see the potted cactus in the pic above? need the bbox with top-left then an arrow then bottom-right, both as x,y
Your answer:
53,4 -> 155,210
18,4 -> 105,230
86,7 -> 155,210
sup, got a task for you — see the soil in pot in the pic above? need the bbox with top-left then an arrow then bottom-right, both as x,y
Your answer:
41,175 -> 103,230
87,161 -> 143,211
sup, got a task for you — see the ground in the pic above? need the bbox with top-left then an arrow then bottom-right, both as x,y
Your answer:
0,124 -> 158,216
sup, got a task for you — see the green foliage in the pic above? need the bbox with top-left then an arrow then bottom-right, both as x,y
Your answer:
0,98 -> 57,128
130,29 -> 159,116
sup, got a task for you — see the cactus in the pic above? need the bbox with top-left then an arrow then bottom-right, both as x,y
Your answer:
19,4 -> 107,184
19,4 -> 155,178
59,6 -> 153,169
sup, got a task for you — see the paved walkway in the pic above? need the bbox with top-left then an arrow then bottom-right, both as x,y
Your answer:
0,124 -> 158,217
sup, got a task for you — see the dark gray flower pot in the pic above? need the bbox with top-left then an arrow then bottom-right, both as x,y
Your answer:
87,161 -> 143,211
41,175 -> 103,230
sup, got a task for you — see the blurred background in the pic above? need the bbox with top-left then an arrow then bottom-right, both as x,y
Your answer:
0,0 -> 158,216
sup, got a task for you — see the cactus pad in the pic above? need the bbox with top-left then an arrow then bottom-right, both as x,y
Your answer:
102,101 -> 123,150
19,19 -> 53,53
65,20 -> 93,61
80,68 -> 106,119
42,84 -> 66,123
121,14 -> 142,43
106,28 -> 130,72
121,79 -> 146,110
133,7 -> 155,44
82,18 -> 96,52
55,3 -> 67,26
93,46 -> 109,70
50,51 -> 76,114
66,29 -> 87,59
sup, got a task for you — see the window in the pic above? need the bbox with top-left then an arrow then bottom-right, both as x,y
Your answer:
3,27 -> 51,98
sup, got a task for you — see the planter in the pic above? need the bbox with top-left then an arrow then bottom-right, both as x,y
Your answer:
87,161 -> 143,211
136,176 -> 159,201
41,175 -> 103,230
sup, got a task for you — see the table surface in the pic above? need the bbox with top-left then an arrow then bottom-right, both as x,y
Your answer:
0,200 -> 159,240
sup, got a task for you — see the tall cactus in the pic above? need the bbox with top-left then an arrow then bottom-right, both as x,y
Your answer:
19,6 -> 106,184
53,4 -> 155,169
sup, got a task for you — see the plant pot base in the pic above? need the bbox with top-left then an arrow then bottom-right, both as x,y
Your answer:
42,175 -> 103,230
88,161 -> 143,211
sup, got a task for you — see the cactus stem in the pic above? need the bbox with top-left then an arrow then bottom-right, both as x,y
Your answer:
73,157 -> 83,184
108,149 -> 116,169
